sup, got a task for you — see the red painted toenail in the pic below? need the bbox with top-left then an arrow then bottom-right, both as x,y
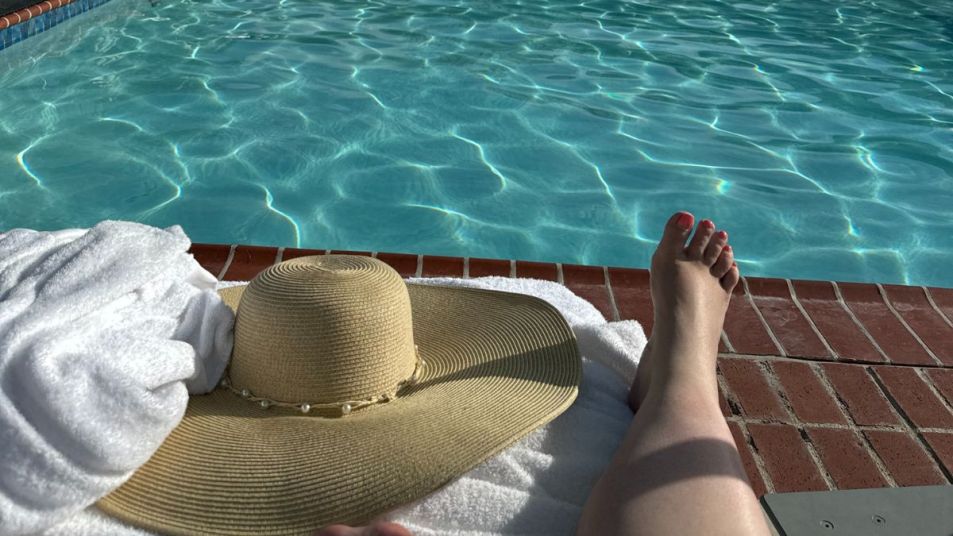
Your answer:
725,245 -> 732,251
676,213 -> 694,230
718,231 -> 728,240
702,219 -> 714,229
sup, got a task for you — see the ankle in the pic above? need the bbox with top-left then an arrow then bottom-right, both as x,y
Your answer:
647,375 -> 720,413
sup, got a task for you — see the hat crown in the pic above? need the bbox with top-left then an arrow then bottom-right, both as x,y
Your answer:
228,255 -> 417,406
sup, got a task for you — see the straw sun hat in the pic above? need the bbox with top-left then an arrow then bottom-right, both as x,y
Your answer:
98,255 -> 581,535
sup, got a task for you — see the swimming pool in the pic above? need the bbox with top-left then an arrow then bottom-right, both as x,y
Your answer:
1,0 -> 951,287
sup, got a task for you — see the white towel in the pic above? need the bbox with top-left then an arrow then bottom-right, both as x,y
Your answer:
0,221 -> 234,536
43,274 -> 646,535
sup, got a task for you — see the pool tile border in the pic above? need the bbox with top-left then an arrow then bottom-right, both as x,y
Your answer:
467,257 -> 511,278
192,242 -> 953,495
0,0 -> 112,50
421,255 -> 464,278
514,260 -> 558,282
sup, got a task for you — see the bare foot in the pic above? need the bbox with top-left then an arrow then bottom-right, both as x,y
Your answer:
314,521 -> 413,536
628,212 -> 739,412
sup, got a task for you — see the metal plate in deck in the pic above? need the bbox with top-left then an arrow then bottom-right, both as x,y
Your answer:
761,485 -> 953,536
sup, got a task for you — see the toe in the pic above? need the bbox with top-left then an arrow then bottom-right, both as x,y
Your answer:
721,261 -> 741,292
703,230 -> 728,266
368,523 -> 414,536
657,211 -> 695,254
711,244 -> 734,278
313,523 -> 413,536
685,219 -> 716,259
313,525 -> 358,536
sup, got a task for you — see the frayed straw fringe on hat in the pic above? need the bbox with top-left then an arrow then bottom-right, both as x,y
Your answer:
99,255 -> 580,535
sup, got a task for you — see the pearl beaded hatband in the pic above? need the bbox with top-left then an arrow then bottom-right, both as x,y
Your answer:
220,345 -> 426,417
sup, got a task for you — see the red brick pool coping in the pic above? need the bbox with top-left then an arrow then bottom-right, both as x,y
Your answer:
0,0 -> 70,29
191,242 -> 953,496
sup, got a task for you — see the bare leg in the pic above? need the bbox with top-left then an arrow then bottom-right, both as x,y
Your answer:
577,212 -> 771,536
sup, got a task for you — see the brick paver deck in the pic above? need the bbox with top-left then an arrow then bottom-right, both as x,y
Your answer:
193,243 -> 953,496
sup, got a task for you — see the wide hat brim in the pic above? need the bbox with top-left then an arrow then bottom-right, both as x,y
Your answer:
98,282 -> 580,535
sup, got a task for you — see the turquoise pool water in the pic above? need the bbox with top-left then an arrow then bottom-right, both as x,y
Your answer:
1,0 -> 952,286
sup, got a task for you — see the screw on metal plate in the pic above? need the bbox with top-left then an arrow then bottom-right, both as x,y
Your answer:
820,519 -> 835,530
872,514 -> 886,525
